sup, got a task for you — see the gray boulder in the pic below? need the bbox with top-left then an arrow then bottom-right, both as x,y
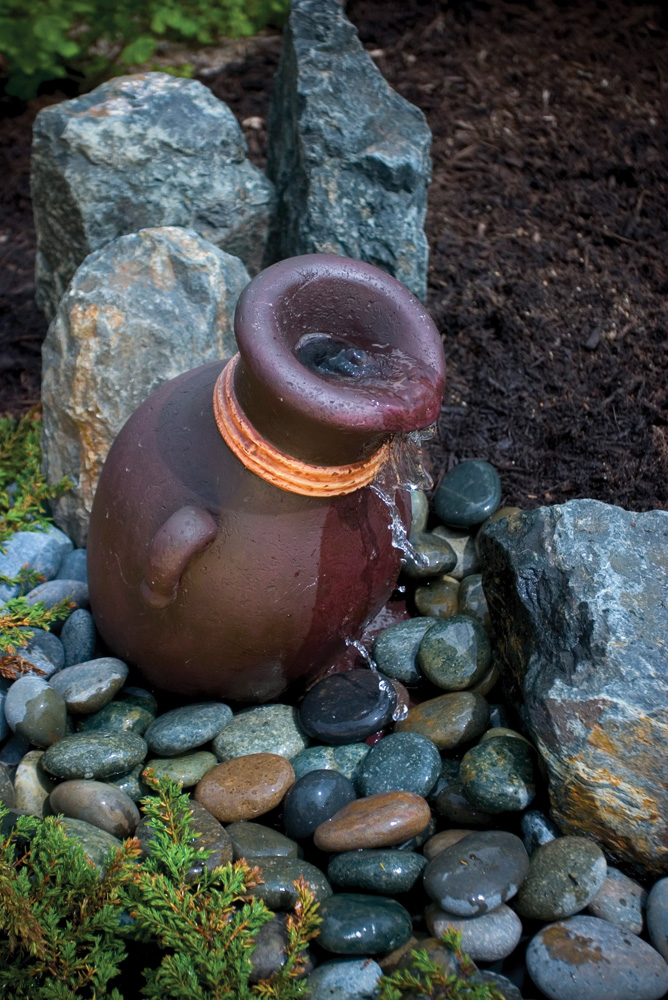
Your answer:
41,226 -> 249,546
478,499 -> 668,874
266,0 -> 431,300
32,72 -> 274,320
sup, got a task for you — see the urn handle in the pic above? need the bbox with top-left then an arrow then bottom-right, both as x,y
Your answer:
140,505 -> 218,609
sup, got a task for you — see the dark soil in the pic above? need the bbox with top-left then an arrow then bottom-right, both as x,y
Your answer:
1,0 -> 667,511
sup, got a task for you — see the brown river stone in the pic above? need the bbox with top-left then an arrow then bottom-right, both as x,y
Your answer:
394,691 -> 489,749
313,791 -> 431,852
194,753 -> 294,822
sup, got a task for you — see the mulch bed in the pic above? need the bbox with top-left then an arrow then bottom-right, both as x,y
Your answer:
1,0 -> 667,511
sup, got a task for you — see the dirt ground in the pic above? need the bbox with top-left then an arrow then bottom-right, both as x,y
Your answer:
1,0 -> 667,512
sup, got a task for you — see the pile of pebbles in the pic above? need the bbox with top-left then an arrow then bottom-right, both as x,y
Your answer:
2,458 -> 668,1000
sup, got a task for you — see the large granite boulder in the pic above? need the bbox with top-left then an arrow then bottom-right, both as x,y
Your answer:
479,500 -> 668,874
266,0 -> 431,301
32,73 -> 274,320
41,227 -> 249,546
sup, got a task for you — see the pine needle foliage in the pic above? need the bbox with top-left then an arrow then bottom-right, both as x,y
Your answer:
0,595 -> 75,655
376,928 -> 506,1000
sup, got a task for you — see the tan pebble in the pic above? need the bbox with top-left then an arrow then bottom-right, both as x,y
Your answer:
479,726 -> 533,747
194,753 -> 294,823
14,750 -> 55,817
423,828 -> 476,860
313,790 -> 431,852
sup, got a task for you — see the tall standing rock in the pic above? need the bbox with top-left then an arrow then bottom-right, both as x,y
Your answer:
32,73 -> 274,321
266,0 -> 431,301
41,227 -> 249,546
479,500 -> 668,875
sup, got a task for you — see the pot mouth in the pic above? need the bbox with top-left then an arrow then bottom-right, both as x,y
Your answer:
233,253 -> 445,437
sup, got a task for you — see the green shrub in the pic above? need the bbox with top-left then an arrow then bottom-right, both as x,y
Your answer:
0,0 -> 289,99
0,772 -> 320,998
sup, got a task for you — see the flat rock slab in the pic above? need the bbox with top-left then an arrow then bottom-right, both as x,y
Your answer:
267,0 -> 431,301
479,500 -> 668,874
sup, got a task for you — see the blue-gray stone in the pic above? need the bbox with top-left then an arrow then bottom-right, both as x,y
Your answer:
479,499 -> 668,873
60,609 -> 96,667
291,743 -> 370,781
402,532 -> 456,579
213,704 -> 308,761
426,901 -> 522,962
410,491 -> 429,535
328,849 -> 427,894
119,686 -> 158,715
106,764 -> 146,802
144,751 -> 218,789
42,731 -> 147,779
226,821 -> 302,861
373,618 -> 438,686
306,958 -> 383,1000
588,866 -> 646,935
267,0 -> 431,301
245,856 -> 332,909
355,732 -> 441,798
15,628 -> 65,678
515,836 -> 607,920
25,579 -> 88,613
56,548 -> 88,583
522,808 -> 560,855
318,893 -> 413,954
4,674 -> 67,746
434,460 -> 501,529
434,782 -> 495,827
49,657 -> 128,714
460,736 -> 536,813
145,702 -> 232,756
0,679 -> 11,740
527,915 -> 668,1000
0,525 -> 73,603
418,615 -> 491,691
77,698 -> 154,736
647,877 -> 668,960
32,72 -> 275,321
283,769 -> 356,839
0,732 -> 30,772
423,830 -> 529,916
59,817 -> 123,873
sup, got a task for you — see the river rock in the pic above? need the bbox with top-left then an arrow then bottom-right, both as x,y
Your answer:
41,226 -> 250,545
299,670 -> 397,744
522,808 -> 560,855
266,0 -> 431,301
373,617 -> 438,685
414,575 -> 460,619
13,750 -> 55,816
434,783 -> 495,827
136,799 -> 233,882
144,702 -> 232,756
423,830 -> 529,916
395,690 -> 489,749
5,675 -> 67,746
355,732 -> 441,798
245,856 -> 332,909
59,817 -> 123,873
479,499 -> 668,873
515,835 -> 607,921
526,915 -> 668,1000
0,762 -> 15,808
49,657 -> 128,713
283,769 -> 356,839
433,525 -> 480,581
250,913 -> 312,984
143,751 -> 218,789
194,753 -> 294,822
460,735 -> 536,813
306,958 -> 384,1000
426,901 -> 523,962
42,732 -> 148,779
50,779 -> 140,838
57,548 -> 88,583
418,615 -> 491,690
423,828 -> 476,860
291,743 -> 370,781
60,609 -> 96,667
588,866 -> 646,935
458,573 -> 491,632
314,791 -> 431,851
0,525 -> 72,603
402,532 -> 456,579
318,893 -> 413,955
14,628 -> 65,679
213,704 -> 308,761
32,72 -> 273,321
107,764 -> 145,802
25,579 -> 88,613
78,698 -> 155,737
328,849 -> 427,894
434,460 -> 501,528
226,821 -> 302,861
647,877 -> 668,960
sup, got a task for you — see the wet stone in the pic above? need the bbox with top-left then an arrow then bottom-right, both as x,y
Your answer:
42,731 -> 148,779
226,820 -> 302,861
414,574 -> 460,620
0,733 -> 30,773
144,702 -> 232,756
318,893 -> 412,955
515,835 -> 607,921
78,698 -> 155,736
59,817 -> 122,873
60,609 -> 96,667
283,769 -> 356,839
213,704 -> 308,761
460,735 -> 536,813
298,670 -> 397,745
50,779 -> 140,838
372,618 -> 438,686
306,957 -> 384,1000
418,615 -> 491,691
433,525 -> 480,581
246,855 -> 332,909
0,525 -> 72,603
428,756 -> 461,801
458,573 -> 491,633
395,690 -> 489,749
136,799 -> 233,882
194,753 -> 294,822
118,686 -> 158,715
328,849 -> 427,895
410,491 -> 429,535
470,971 -> 523,1000
5,675 -> 67,746
13,749 -> 55,816
469,662 -> 500,698
426,901 -> 522,962
647,877 -> 668,961
14,627 -> 65,677
434,782 -> 495,826
527,915 -> 668,1000
423,830 -> 530,916
433,460 -> 501,528
250,913 -> 312,984
478,725 -> 533,746
0,679 -> 9,741
588,866 -> 647,935
107,764 -> 145,802
521,808 -> 560,855
49,657 -> 128,714
423,828 -> 476,860
0,761 -> 15,808
402,531 -> 456,579
56,548 -> 88,583
144,750 -> 218,789
291,743 -> 369,781
314,790 -> 431,852
396,814 -> 436,851
25,578 -> 89,613
355,732 -> 441,798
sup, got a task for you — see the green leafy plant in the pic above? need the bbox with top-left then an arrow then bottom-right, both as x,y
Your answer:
376,928 -> 506,1000
0,773 -> 320,999
0,0 -> 290,98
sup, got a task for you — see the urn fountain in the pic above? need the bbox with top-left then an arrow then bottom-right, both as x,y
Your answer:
87,254 -> 445,702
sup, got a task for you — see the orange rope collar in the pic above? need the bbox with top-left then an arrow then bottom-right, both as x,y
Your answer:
213,354 -> 388,497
